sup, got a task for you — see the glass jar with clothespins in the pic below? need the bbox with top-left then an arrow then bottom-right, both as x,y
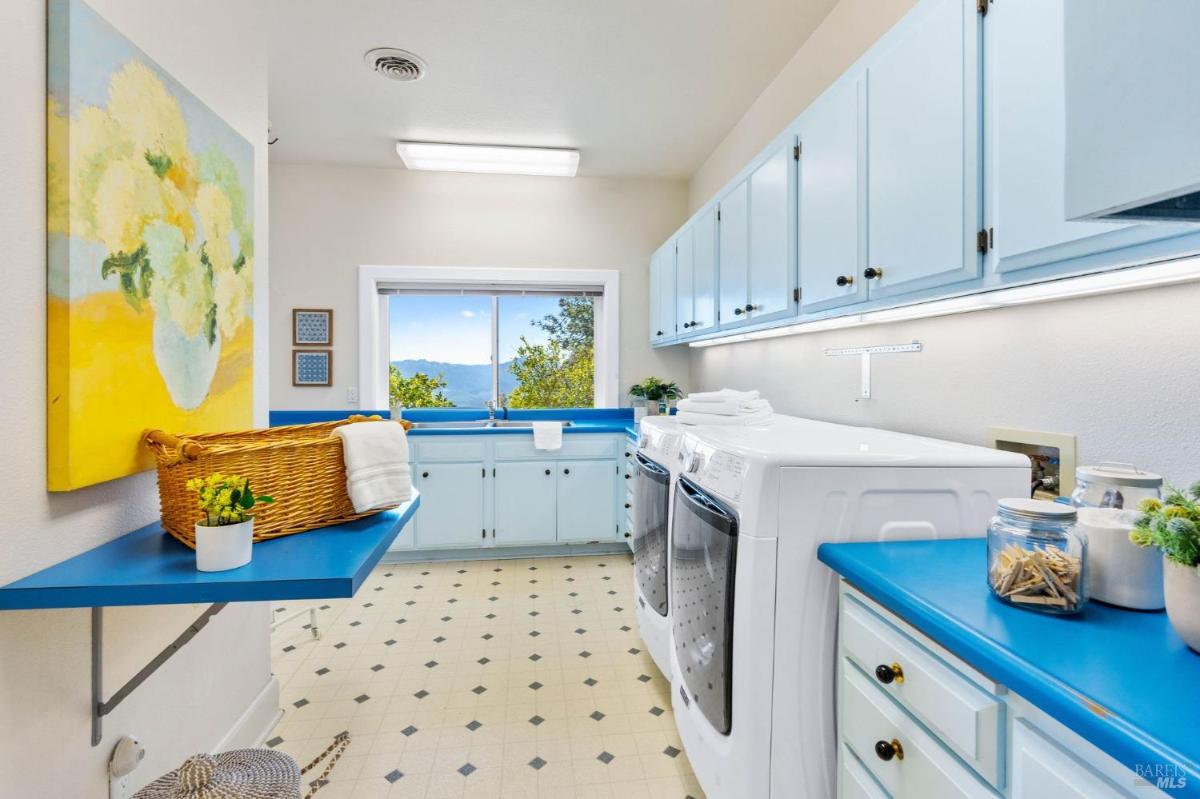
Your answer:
987,499 -> 1087,615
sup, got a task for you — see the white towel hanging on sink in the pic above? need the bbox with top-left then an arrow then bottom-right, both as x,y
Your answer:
532,421 -> 563,451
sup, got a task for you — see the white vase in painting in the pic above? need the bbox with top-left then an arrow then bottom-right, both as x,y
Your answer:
153,313 -> 221,411
195,519 -> 253,572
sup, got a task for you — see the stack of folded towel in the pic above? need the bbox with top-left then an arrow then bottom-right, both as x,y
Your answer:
675,389 -> 774,426
333,420 -> 414,513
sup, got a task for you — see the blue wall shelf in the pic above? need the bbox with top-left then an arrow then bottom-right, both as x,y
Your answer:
0,495 -> 419,610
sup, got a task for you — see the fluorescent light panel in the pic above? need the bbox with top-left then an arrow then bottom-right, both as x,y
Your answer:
395,141 -> 579,177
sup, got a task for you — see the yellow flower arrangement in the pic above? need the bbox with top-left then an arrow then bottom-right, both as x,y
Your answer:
186,472 -> 274,527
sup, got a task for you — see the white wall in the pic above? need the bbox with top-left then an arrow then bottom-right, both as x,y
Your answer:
0,1 -> 274,794
686,0 -> 1200,486
270,163 -> 691,409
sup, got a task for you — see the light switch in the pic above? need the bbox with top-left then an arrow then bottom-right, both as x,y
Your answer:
346,386 -> 359,404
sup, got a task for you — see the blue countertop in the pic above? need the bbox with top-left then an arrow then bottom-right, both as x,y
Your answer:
818,538 -> 1200,796
0,497 -> 419,610
269,408 -> 635,437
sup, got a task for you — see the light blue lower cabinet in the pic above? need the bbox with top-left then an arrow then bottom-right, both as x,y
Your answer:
555,460 -> 618,543
412,461 -> 486,549
493,460 -> 558,546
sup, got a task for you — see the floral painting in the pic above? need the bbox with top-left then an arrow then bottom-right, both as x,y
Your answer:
47,0 -> 255,490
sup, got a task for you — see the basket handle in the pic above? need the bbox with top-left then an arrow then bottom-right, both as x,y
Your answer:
343,414 -> 413,431
143,429 -> 206,465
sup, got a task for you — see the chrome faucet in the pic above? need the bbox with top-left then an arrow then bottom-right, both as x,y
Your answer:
486,400 -> 496,421
498,393 -> 508,418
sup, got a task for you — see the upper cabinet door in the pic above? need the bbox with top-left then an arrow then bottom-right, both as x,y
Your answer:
675,226 -> 695,336
989,0 -> 1194,275
718,180 -> 751,329
865,0 -> 981,300
649,244 -> 675,345
689,206 -> 718,335
747,141 -> 798,323
799,76 -> 867,313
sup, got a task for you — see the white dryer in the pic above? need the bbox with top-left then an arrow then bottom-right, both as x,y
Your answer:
630,414 -> 685,677
669,416 -> 1030,799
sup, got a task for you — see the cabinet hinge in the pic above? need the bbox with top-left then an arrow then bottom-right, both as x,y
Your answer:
793,287 -> 800,303
492,467 -> 496,477
481,528 -> 486,539
482,467 -> 486,478
976,228 -> 990,254
794,143 -> 801,160
977,0 -> 988,16
717,209 -> 721,222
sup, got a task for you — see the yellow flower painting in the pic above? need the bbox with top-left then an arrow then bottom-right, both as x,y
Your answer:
47,0 -> 254,490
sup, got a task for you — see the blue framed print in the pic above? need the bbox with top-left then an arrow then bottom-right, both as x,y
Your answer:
293,308 -> 332,346
293,349 -> 332,387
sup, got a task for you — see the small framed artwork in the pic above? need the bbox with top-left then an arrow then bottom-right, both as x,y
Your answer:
293,349 -> 333,387
293,308 -> 333,346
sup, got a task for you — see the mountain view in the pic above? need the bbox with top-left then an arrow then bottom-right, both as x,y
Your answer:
390,359 -> 519,407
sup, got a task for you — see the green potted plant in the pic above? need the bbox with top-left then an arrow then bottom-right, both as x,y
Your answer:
1130,483 -> 1200,652
630,378 -> 682,416
186,473 -> 274,572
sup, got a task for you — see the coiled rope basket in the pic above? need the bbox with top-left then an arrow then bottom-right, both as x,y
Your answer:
143,415 -> 412,548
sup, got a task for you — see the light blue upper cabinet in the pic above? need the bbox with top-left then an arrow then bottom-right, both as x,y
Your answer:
674,224 -> 695,336
413,462 -> 485,548
747,141 -> 799,323
687,207 -> 719,336
556,460 -> 617,542
717,180 -> 750,330
648,243 -> 676,345
798,76 -> 866,313
864,0 -> 981,300
988,0 -> 1194,276
493,461 -> 557,545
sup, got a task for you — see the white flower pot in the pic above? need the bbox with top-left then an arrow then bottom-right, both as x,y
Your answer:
1163,558 -> 1200,653
195,519 -> 253,572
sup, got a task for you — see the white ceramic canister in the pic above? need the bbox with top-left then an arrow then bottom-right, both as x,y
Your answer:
1077,507 -> 1164,610
195,519 -> 254,572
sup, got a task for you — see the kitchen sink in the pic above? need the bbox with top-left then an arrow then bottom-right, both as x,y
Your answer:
407,420 -> 492,429
488,420 -> 573,428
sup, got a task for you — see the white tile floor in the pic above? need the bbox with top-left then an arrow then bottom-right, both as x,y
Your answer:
269,553 -> 705,799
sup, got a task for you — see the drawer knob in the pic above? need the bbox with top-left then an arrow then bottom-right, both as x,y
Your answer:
874,663 -> 904,685
864,266 -> 884,280
874,739 -> 904,762
421,471 -> 429,478
624,502 -> 631,509
545,469 -> 551,475
836,275 -> 854,287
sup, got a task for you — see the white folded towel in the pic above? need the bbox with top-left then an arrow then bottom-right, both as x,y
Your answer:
685,388 -> 760,404
532,421 -> 563,451
676,408 -> 774,426
333,421 -> 413,513
676,397 -> 772,416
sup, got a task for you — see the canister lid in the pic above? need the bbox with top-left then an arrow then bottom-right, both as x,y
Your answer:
1076,462 -> 1163,488
997,497 -> 1078,523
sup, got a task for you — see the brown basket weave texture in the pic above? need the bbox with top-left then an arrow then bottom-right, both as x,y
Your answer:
143,415 -> 413,549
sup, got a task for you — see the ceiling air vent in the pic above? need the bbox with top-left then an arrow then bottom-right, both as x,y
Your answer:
364,48 -> 427,82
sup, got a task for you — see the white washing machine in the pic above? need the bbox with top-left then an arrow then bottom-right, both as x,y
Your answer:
631,415 -> 685,677
669,415 -> 1030,799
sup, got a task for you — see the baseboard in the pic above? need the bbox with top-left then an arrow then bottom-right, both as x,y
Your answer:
382,541 -> 631,563
213,676 -> 281,752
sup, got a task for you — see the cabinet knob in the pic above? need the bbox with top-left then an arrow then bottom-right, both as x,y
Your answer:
864,266 -> 884,280
624,452 -> 631,457
743,304 -> 755,313
421,471 -> 429,478
836,275 -> 854,287
691,320 -> 699,327
874,739 -> 904,762
624,502 -> 631,509
656,330 -> 664,336
545,468 -> 551,475
682,321 -> 691,329
625,532 -> 631,538
624,474 -> 631,480
732,307 -> 744,316
874,663 -> 904,685
563,468 -> 570,475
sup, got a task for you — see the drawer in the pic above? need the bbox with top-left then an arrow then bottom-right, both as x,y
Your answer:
410,438 -> 486,462
1011,719 -> 1136,799
493,436 -> 619,461
841,746 -> 889,799
841,594 -> 1002,786
842,665 -> 998,799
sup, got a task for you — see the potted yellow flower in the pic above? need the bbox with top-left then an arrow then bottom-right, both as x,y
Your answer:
186,473 -> 274,572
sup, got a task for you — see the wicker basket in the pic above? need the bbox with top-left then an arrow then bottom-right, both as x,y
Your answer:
143,415 -> 413,548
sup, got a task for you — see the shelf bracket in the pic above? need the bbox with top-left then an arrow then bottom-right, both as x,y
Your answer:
824,340 -> 922,400
92,602 -> 228,747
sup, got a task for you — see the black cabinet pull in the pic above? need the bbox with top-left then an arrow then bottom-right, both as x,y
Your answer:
545,468 -> 551,475
864,266 -> 884,280
874,739 -> 904,762
421,471 -> 429,478
681,321 -> 691,329
744,304 -> 755,312
624,502 -> 631,509
563,468 -> 570,475
875,663 -> 904,685
836,275 -> 854,287
624,532 -> 631,538
733,307 -> 744,316
656,330 -> 664,336
624,474 -> 631,480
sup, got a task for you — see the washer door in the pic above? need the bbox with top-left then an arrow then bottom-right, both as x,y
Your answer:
671,476 -> 739,735
631,453 -> 671,616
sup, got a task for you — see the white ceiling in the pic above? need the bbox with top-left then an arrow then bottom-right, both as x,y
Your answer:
267,0 -> 838,178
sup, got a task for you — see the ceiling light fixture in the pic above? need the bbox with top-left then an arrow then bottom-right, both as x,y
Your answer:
395,142 -> 580,177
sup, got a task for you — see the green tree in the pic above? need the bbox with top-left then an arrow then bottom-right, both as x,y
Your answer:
507,298 -> 594,408
389,365 -> 455,408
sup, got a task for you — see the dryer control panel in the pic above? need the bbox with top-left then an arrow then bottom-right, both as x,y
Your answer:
685,440 -> 749,502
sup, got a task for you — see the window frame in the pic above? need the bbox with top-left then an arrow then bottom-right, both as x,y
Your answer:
358,265 -> 620,409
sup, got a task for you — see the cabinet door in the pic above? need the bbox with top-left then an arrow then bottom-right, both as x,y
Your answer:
493,461 -> 557,546
675,226 -> 695,337
651,244 -> 676,344
866,0 -> 981,299
799,76 -> 867,313
413,462 -> 485,548
747,140 -> 797,323
648,246 -> 665,344
989,0 -> 1194,275
1010,720 -> 1134,799
555,460 -> 618,542
690,206 -> 718,335
718,180 -> 750,329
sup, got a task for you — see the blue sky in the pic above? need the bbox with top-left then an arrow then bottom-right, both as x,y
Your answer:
389,295 -> 562,363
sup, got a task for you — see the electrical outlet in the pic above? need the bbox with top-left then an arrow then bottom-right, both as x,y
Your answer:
346,386 -> 359,404
986,427 -> 1077,500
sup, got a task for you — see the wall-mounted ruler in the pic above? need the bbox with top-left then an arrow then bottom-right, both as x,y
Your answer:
823,340 -> 922,399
